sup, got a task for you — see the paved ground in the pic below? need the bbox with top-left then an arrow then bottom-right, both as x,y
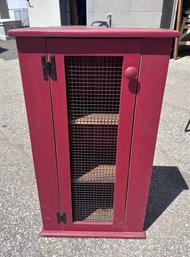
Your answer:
0,39 -> 18,60
0,39 -> 190,257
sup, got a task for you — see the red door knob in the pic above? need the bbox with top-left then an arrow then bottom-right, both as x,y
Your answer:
124,67 -> 138,80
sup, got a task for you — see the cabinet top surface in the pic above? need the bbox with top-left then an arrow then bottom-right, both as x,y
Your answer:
8,27 -> 179,38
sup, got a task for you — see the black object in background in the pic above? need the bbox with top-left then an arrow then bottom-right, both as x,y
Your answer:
77,0 -> 86,25
160,0 -> 176,29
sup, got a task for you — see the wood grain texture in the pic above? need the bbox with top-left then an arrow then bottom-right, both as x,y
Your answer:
70,113 -> 119,125
73,165 -> 116,184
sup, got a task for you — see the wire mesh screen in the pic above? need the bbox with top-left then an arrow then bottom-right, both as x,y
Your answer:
65,56 -> 123,222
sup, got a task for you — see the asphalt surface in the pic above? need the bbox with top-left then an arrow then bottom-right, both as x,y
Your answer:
0,39 -> 190,257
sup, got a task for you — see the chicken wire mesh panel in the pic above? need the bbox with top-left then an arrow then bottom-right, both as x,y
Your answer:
65,56 -> 123,222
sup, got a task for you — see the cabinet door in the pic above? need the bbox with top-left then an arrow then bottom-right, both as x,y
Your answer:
47,38 -> 141,231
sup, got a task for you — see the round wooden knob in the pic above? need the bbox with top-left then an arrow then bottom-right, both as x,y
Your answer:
124,67 -> 138,80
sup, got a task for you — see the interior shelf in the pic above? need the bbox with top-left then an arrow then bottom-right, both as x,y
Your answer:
84,208 -> 113,222
69,113 -> 119,125
73,165 -> 116,184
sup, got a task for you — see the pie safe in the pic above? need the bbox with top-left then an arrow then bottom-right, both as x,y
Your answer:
9,27 -> 178,238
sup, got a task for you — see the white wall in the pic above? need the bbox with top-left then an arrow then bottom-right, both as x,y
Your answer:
27,0 -> 61,26
87,0 -> 164,28
7,0 -> 27,9
6,0 -> 28,26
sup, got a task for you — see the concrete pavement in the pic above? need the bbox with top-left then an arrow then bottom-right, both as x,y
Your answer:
0,39 -> 190,257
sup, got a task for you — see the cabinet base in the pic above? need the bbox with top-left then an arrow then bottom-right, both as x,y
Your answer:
40,228 -> 146,239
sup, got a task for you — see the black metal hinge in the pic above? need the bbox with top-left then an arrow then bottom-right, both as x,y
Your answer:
41,56 -> 57,81
56,212 -> 67,224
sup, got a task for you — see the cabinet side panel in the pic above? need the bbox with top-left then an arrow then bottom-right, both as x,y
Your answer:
124,38 -> 172,232
16,37 -> 61,231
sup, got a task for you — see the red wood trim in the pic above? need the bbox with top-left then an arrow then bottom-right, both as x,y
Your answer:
40,228 -> 146,239
16,37 -> 61,230
113,45 -> 141,229
124,38 -> 173,232
54,223 -> 114,232
73,221 -> 112,225
46,49 -> 73,227
8,27 -> 179,38
47,38 -> 141,55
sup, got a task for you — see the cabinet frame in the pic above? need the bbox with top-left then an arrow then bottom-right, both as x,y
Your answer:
10,27 -> 178,238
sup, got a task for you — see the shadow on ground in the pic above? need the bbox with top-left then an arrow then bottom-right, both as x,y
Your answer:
176,46 -> 190,60
144,166 -> 189,230
0,39 -> 17,60
0,47 -> 8,54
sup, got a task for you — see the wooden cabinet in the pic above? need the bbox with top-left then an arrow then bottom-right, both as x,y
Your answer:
9,27 -> 178,238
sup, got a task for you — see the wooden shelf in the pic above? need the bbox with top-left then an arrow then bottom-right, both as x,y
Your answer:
70,113 -> 118,125
73,165 -> 115,184
84,208 -> 113,222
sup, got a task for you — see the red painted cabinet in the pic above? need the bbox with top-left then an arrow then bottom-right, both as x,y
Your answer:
9,28 -> 178,238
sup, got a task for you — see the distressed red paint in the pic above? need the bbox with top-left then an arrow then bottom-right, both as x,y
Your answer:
8,28 -> 178,238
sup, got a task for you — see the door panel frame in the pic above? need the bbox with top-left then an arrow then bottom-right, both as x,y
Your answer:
47,38 -> 142,231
